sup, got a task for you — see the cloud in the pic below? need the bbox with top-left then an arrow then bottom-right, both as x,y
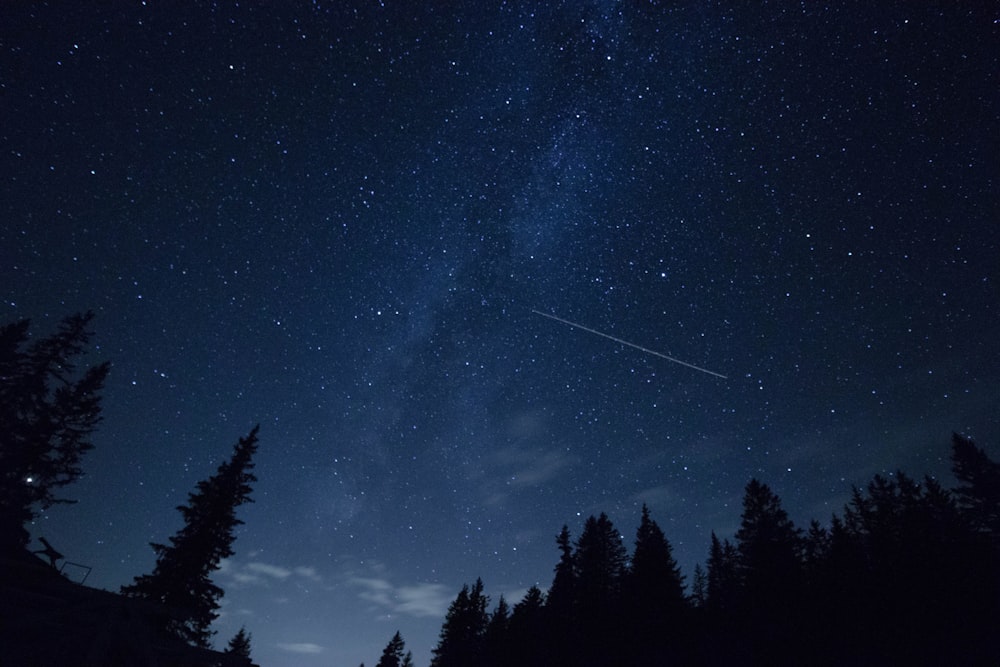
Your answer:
395,583 -> 454,617
349,577 -> 452,618
246,562 -> 293,579
294,565 -> 322,582
490,441 -> 575,486
276,643 -> 325,654
218,558 -> 323,588
481,444 -> 577,506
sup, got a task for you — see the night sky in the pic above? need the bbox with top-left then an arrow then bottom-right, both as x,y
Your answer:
3,3 -> 998,666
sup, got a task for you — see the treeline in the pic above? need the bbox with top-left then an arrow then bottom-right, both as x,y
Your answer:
373,435 -> 1000,667
1,313 -> 258,665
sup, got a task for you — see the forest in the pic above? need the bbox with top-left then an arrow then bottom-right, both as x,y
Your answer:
372,433 -> 1000,667
2,313 -> 998,666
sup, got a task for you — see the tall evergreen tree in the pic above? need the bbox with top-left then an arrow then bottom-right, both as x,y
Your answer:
430,578 -> 489,667
625,505 -> 689,664
376,631 -> 408,667
690,563 -> 708,608
122,426 -> 260,647
547,524 -> 576,615
0,312 -> 110,551
574,513 -> 627,607
628,504 -> 685,611
736,479 -> 802,586
734,479 -> 803,664
482,595 -> 510,667
951,433 -> 1000,544
573,513 -> 628,667
705,531 -> 738,614
508,585 -> 547,667
225,626 -> 253,665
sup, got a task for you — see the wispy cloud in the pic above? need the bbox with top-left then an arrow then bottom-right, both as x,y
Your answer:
246,562 -> 292,579
276,642 -> 325,654
348,576 -> 452,618
219,558 -> 323,588
481,443 -> 576,506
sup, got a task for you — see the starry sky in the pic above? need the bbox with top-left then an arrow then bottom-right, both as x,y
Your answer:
3,2 -> 998,666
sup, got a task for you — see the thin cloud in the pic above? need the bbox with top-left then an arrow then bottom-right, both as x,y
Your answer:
276,642 -> 325,654
349,576 -> 452,618
492,444 -> 575,487
219,558 -> 323,588
246,562 -> 293,579
395,583 -> 454,617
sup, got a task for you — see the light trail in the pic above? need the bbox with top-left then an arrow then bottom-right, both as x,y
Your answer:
532,309 -> 728,380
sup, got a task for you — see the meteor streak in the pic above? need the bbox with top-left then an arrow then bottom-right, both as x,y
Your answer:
532,310 -> 728,380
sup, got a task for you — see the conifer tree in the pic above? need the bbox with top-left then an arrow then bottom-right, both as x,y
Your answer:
736,479 -> 802,593
225,626 -> 253,664
951,433 -> 1000,543
122,426 -> 260,647
430,578 -> 489,667
574,513 -> 627,607
0,312 -> 109,551
573,513 -> 628,667
734,479 -> 803,661
547,524 -> 576,614
628,504 -> 685,611
690,563 -> 708,608
505,585 -> 546,667
483,596 -> 510,667
625,505 -> 688,663
705,531 -> 738,614
376,631 -> 408,667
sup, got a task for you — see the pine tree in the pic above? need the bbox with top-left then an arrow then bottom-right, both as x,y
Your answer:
0,312 -> 110,551
628,504 -> 685,612
574,513 -> 627,608
734,479 -> 803,662
225,626 -> 253,664
735,479 -> 802,593
483,595 -> 510,667
547,524 -> 576,614
625,505 -> 688,663
573,513 -> 628,667
122,426 -> 260,647
690,563 -> 708,608
705,531 -> 738,614
951,433 -> 1000,543
430,578 -> 489,667
507,585 -> 547,667
376,631 -> 408,667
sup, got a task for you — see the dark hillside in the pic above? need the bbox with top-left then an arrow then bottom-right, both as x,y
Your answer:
0,548 -> 250,667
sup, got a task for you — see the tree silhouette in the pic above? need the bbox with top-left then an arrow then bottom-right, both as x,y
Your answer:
430,578 -> 489,667
624,504 -> 688,664
420,435 -> 1000,667
544,524 -> 576,666
628,504 -> 685,610
573,512 -> 627,667
122,426 -> 260,647
547,524 -> 576,614
734,479 -> 803,664
225,626 -> 253,665
0,312 -> 109,551
951,433 -> 1000,544
705,531 -> 738,615
574,512 -> 627,608
375,631 -> 411,667
507,586 -> 546,667
690,563 -> 707,608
